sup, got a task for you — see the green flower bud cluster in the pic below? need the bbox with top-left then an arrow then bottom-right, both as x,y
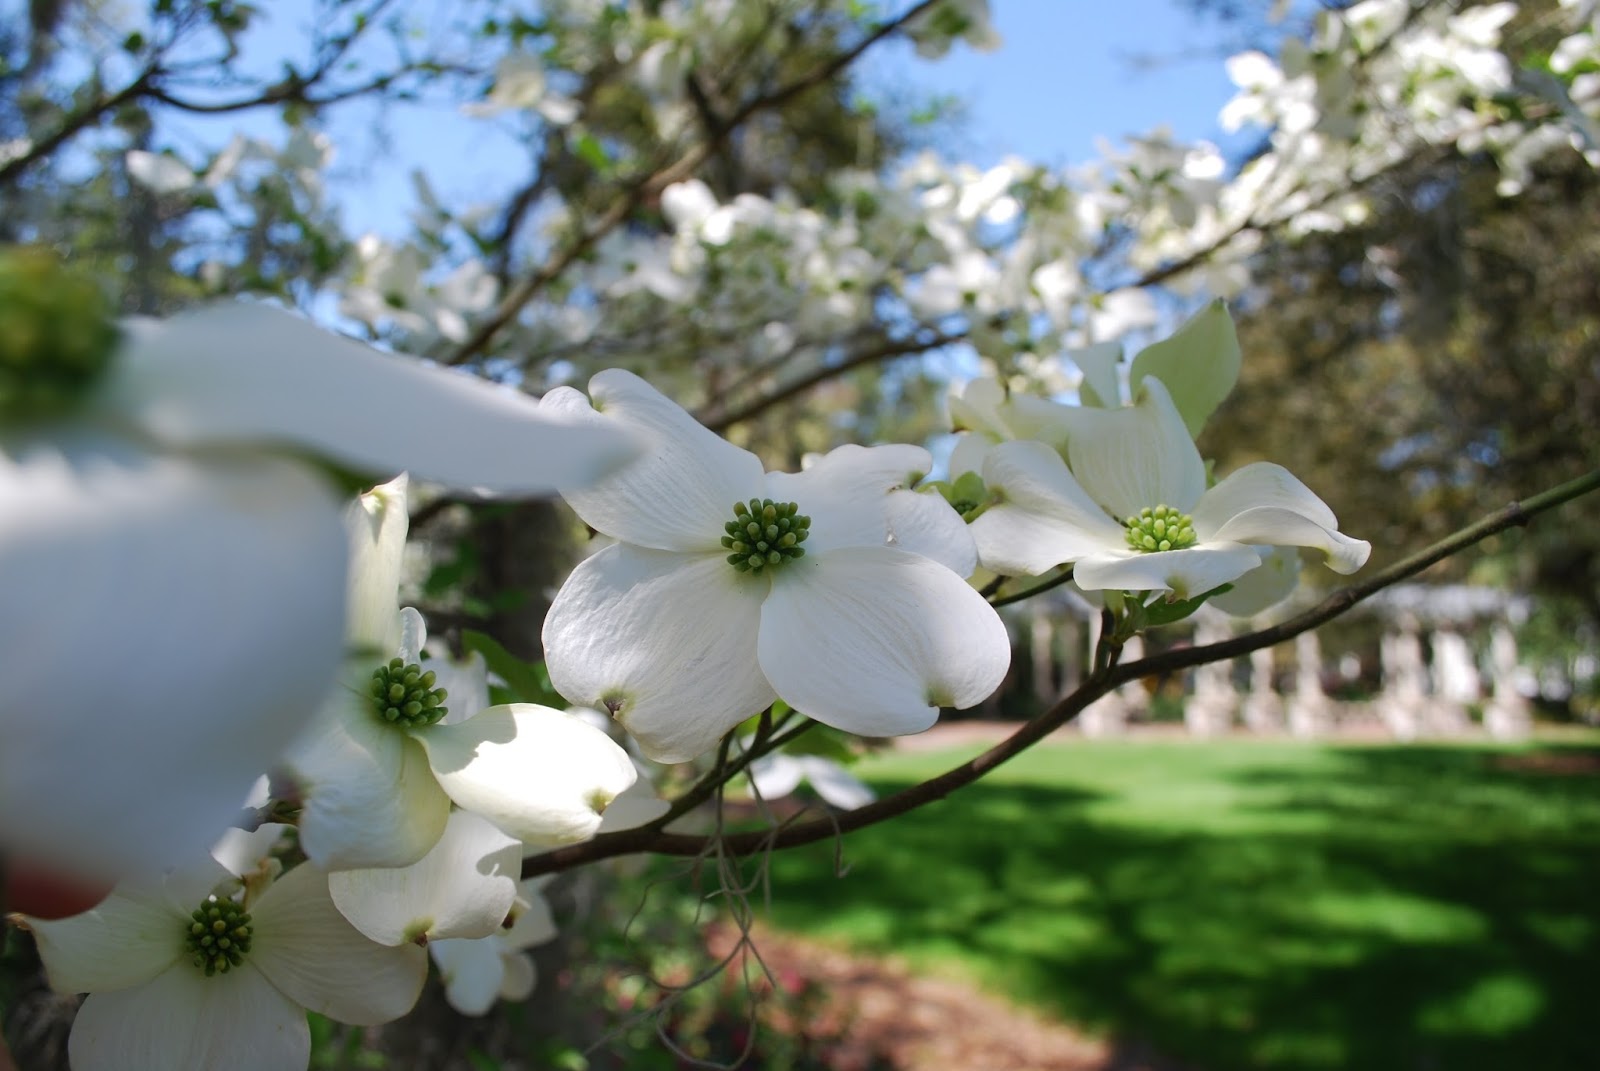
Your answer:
723,498 -> 811,573
1124,505 -> 1198,553
370,657 -> 449,729
184,896 -> 253,977
0,246 -> 121,420
935,470 -> 992,522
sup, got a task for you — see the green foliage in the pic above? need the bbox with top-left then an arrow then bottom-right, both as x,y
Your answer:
459,630 -> 564,707
1130,299 -> 1242,437
768,738 -> 1600,1071
1212,149 -> 1600,624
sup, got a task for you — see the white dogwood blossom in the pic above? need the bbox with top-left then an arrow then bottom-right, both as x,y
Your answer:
970,378 -> 1370,600
0,286 -> 634,882
286,481 -> 638,870
428,877 -> 559,1017
328,810 -> 523,946
22,859 -> 425,1071
540,370 -> 1010,763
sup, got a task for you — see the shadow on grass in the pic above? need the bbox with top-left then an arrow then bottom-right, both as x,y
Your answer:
764,743 -> 1600,1071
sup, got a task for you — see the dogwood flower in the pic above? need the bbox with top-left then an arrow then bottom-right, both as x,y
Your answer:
285,481 -> 638,869
970,377 -> 1370,599
541,370 -> 1010,763
748,752 -> 876,810
328,809 -> 523,946
21,858 -> 426,1071
1,264 -> 639,881
428,877 -> 559,1016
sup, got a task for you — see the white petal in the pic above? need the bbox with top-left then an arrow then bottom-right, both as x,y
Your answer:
1191,462 -> 1338,533
799,757 -> 877,810
885,489 -> 978,576
972,440 -> 1125,575
124,150 -> 198,195
542,544 -> 776,763
328,810 -> 521,945
947,431 -> 992,479
417,705 -> 638,846
345,476 -> 409,654
1206,507 -> 1371,574
211,821 -> 288,879
595,772 -> 671,833
0,440 -> 346,878
429,937 -> 506,1016
541,369 -> 764,550
503,881 -> 558,950
1192,463 -> 1370,573
1061,378 -> 1206,517
427,648 -> 491,726
765,443 -> 932,555
1209,545 -> 1302,617
498,951 -> 538,1002
758,548 -> 1010,737
68,965 -> 308,1071
1073,544 -> 1267,600
396,605 -> 427,663
249,862 -> 427,1025
98,304 -> 640,494
747,754 -> 806,800
1004,394 -> 1077,450
27,888 -> 185,994
283,689 -> 451,870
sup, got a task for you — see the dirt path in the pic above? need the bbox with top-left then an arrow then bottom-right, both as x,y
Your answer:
709,925 -> 1193,1071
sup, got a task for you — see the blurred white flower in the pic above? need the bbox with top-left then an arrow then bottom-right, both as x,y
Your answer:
1,292 -> 639,882
748,751 -> 875,810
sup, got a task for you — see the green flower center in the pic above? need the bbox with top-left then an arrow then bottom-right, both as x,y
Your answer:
722,498 -> 811,574
184,895 -> 253,977
370,658 -> 449,729
1123,505 -> 1198,553
0,246 -> 121,421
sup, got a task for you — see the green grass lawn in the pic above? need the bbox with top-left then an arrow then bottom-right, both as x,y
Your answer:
762,737 -> 1600,1071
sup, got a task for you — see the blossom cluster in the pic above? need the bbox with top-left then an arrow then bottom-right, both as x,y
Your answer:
0,236 -> 1377,1066
213,0 -> 1593,404
1,0 -> 1574,1065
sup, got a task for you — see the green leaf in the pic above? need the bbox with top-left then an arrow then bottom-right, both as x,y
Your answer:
573,133 -> 611,174
1136,584 -> 1235,631
777,724 -> 861,764
1129,300 -> 1241,436
460,630 -> 562,706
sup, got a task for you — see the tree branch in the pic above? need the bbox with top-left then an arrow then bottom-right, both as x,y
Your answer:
0,70 -> 154,187
523,466 -> 1600,878
700,327 -> 963,432
442,0 -> 945,367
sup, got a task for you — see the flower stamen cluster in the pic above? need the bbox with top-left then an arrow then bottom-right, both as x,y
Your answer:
183,895 -> 253,977
1123,505 -> 1197,553
722,498 -> 810,573
370,658 -> 449,729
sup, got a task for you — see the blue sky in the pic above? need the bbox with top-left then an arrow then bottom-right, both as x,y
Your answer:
869,1 -> 1244,168
163,1 -> 1249,239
